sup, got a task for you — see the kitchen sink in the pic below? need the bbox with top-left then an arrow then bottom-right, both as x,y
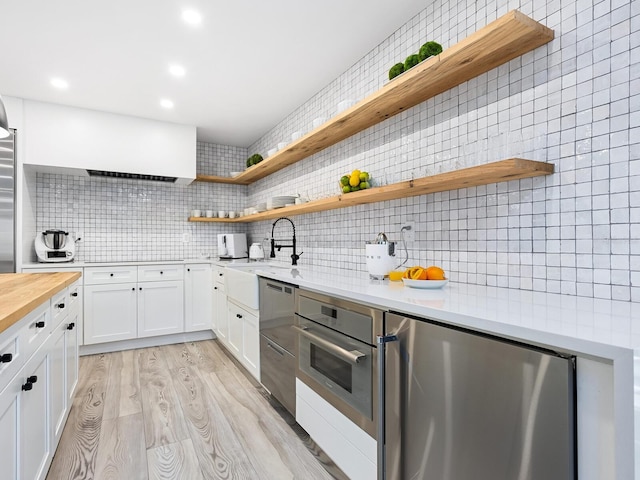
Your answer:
224,263 -> 291,310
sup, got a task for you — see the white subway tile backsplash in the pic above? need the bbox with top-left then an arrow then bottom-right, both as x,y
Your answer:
31,0 -> 637,302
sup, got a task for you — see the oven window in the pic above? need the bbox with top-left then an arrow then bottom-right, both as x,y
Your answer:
310,344 -> 352,393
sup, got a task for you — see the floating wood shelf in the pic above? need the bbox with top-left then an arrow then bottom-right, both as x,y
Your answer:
188,159 -> 554,223
194,11 -> 553,187
195,174 -> 251,185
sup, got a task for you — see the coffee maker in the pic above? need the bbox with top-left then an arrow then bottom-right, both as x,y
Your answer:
35,230 -> 76,263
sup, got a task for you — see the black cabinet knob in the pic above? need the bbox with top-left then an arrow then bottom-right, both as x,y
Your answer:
67,322 -> 75,330
139,287 -> 142,291
28,375 -> 37,384
57,303 -> 65,309
22,382 -> 32,391
0,353 -> 12,363
71,292 -> 78,297
132,287 -> 135,291
236,314 -> 243,319
160,271 -> 163,274
35,321 -> 45,328
214,286 -> 218,290
187,268 -> 191,272
110,273 -> 114,277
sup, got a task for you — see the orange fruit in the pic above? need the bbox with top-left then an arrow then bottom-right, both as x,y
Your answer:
425,266 -> 446,280
403,266 -> 421,279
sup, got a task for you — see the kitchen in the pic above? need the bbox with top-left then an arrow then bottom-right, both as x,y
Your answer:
0,0 -> 637,479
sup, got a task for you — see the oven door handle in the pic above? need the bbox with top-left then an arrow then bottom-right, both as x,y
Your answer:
291,325 -> 367,364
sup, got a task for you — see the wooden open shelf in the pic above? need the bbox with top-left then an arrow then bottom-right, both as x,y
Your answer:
188,159 -> 554,223
194,11 -> 553,186
195,174 -> 251,185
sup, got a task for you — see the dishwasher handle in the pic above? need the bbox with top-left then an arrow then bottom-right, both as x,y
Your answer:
291,325 -> 366,364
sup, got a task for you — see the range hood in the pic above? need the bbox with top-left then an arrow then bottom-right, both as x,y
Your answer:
23,100 -> 197,184
87,170 -> 177,183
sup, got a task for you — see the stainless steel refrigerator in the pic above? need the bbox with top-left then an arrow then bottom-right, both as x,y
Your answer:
0,130 -> 15,273
379,312 -> 576,480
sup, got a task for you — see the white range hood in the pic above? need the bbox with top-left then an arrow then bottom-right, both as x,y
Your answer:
22,100 -> 196,184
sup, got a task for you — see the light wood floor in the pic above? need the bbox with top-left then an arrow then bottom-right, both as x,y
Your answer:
46,340 -> 347,480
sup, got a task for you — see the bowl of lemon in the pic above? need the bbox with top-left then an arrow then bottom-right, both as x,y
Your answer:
339,169 -> 371,193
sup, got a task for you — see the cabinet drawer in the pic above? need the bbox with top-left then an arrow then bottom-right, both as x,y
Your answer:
21,303 -> 51,363
213,266 -> 225,285
68,281 -> 81,312
51,288 -> 69,330
0,328 -> 21,394
137,264 -> 184,282
84,266 -> 137,285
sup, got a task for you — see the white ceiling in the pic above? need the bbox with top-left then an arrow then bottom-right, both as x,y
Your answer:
0,0 -> 425,146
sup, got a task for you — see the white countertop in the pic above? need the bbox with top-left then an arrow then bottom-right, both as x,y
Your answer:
253,264 -> 640,360
21,259 -> 215,268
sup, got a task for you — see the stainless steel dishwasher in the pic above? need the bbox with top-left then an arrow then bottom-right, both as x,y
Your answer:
259,277 -> 297,415
379,312 -> 576,480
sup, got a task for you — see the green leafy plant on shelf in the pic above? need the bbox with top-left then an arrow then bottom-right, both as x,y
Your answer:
246,153 -> 263,168
388,40 -> 443,80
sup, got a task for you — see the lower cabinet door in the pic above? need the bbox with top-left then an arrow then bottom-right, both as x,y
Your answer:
0,380 -> 19,480
50,326 -> 67,445
184,264 -> 212,332
138,281 -> 184,338
214,287 -> 228,343
84,283 -> 137,344
242,310 -> 260,381
227,303 -> 243,357
65,310 -> 79,403
21,350 -> 51,480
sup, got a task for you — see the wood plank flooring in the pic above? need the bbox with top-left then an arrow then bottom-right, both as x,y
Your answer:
47,340 -> 347,480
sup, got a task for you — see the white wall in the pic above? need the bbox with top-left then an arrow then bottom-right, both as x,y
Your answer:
246,0 -> 638,302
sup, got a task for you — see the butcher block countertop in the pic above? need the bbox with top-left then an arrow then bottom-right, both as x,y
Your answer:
0,272 -> 82,335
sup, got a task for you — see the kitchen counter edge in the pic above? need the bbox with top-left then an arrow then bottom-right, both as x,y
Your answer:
0,272 -> 82,334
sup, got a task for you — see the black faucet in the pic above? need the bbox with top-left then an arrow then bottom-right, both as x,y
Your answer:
270,217 -> 301,265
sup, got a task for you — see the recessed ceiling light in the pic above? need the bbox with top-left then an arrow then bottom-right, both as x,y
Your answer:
182,9 -> 202,25
169,64 -> 186,77
50,78 -> 69,89
160,99 -> 174,109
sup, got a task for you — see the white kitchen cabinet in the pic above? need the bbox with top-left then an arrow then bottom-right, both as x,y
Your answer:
213,266 -> 227,343
137,281 -> 184,338
242,310 -> 260,379
0,380 -> 19,480
227,302 -> 243,357
84,283 -> 138,344
226,300 -> 260,381
20,344 -> 51,480
65,309 -> 79,404
50,324 -> 66,445
184,264 -> 212,332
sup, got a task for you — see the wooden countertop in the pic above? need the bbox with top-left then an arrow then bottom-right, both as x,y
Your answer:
0,272 -> 82,335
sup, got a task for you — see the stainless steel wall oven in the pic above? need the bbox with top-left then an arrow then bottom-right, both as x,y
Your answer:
294,289 -> 383,438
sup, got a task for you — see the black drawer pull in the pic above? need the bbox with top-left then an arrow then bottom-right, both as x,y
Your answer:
187,268 -> 191,272
236,314 -> 243,319
57,303 -> 65,309
22,382 -> 33,391
67,322 -> 75,330
35,321 -> 45,329
214,286 -> 218,290
139,287 -> 142,291
160,271 -> 164,274
28,375 -> 37,384
132,287 -> 135,291
110,273 -> 114,277
71,292 -> 78,297
218,272 -> 223,276
0,353 -> 12,363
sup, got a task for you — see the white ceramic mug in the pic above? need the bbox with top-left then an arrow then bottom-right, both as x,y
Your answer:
229,211 -> 237,219
191,209 -> 202,217
205,210 -> 213,218
218,210 -> 227,218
